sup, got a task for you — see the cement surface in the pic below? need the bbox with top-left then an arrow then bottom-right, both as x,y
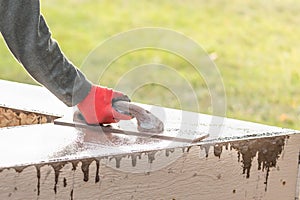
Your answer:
0,80 -> 298,169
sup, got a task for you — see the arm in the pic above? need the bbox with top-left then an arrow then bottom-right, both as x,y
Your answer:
0,0 -> 131,124
0,0 -> 91,106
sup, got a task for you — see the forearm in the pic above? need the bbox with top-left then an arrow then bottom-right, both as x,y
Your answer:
0,0 -> 92,106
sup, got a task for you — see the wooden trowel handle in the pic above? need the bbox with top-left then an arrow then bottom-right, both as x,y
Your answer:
113,101 -> 164,133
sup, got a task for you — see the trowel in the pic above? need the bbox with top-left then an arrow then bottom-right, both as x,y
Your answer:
54,101 -> 208,143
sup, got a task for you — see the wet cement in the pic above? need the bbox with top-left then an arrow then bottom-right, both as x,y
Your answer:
1,80 -> 297,198
213,135 -> 287,191
35,165 -> 41,196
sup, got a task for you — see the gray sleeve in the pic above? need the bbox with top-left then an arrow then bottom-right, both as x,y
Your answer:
0,0 -> 92,106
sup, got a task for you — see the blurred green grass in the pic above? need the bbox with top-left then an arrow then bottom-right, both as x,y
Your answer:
1,0 -> 299,129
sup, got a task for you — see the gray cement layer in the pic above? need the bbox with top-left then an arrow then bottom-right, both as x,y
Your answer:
1,80 -> 300,199
0,80 -> 298,168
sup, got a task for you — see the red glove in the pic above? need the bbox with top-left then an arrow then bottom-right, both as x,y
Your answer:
77,85 -> 132,124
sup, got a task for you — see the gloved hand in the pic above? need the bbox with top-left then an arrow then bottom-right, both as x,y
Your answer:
77,85 -> 133,124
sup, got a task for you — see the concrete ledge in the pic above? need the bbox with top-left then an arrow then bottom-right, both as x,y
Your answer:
0,80 -> 299,199
0,135 -> 299,199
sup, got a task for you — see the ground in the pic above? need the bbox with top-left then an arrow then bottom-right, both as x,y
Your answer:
0,0 -> 299,129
